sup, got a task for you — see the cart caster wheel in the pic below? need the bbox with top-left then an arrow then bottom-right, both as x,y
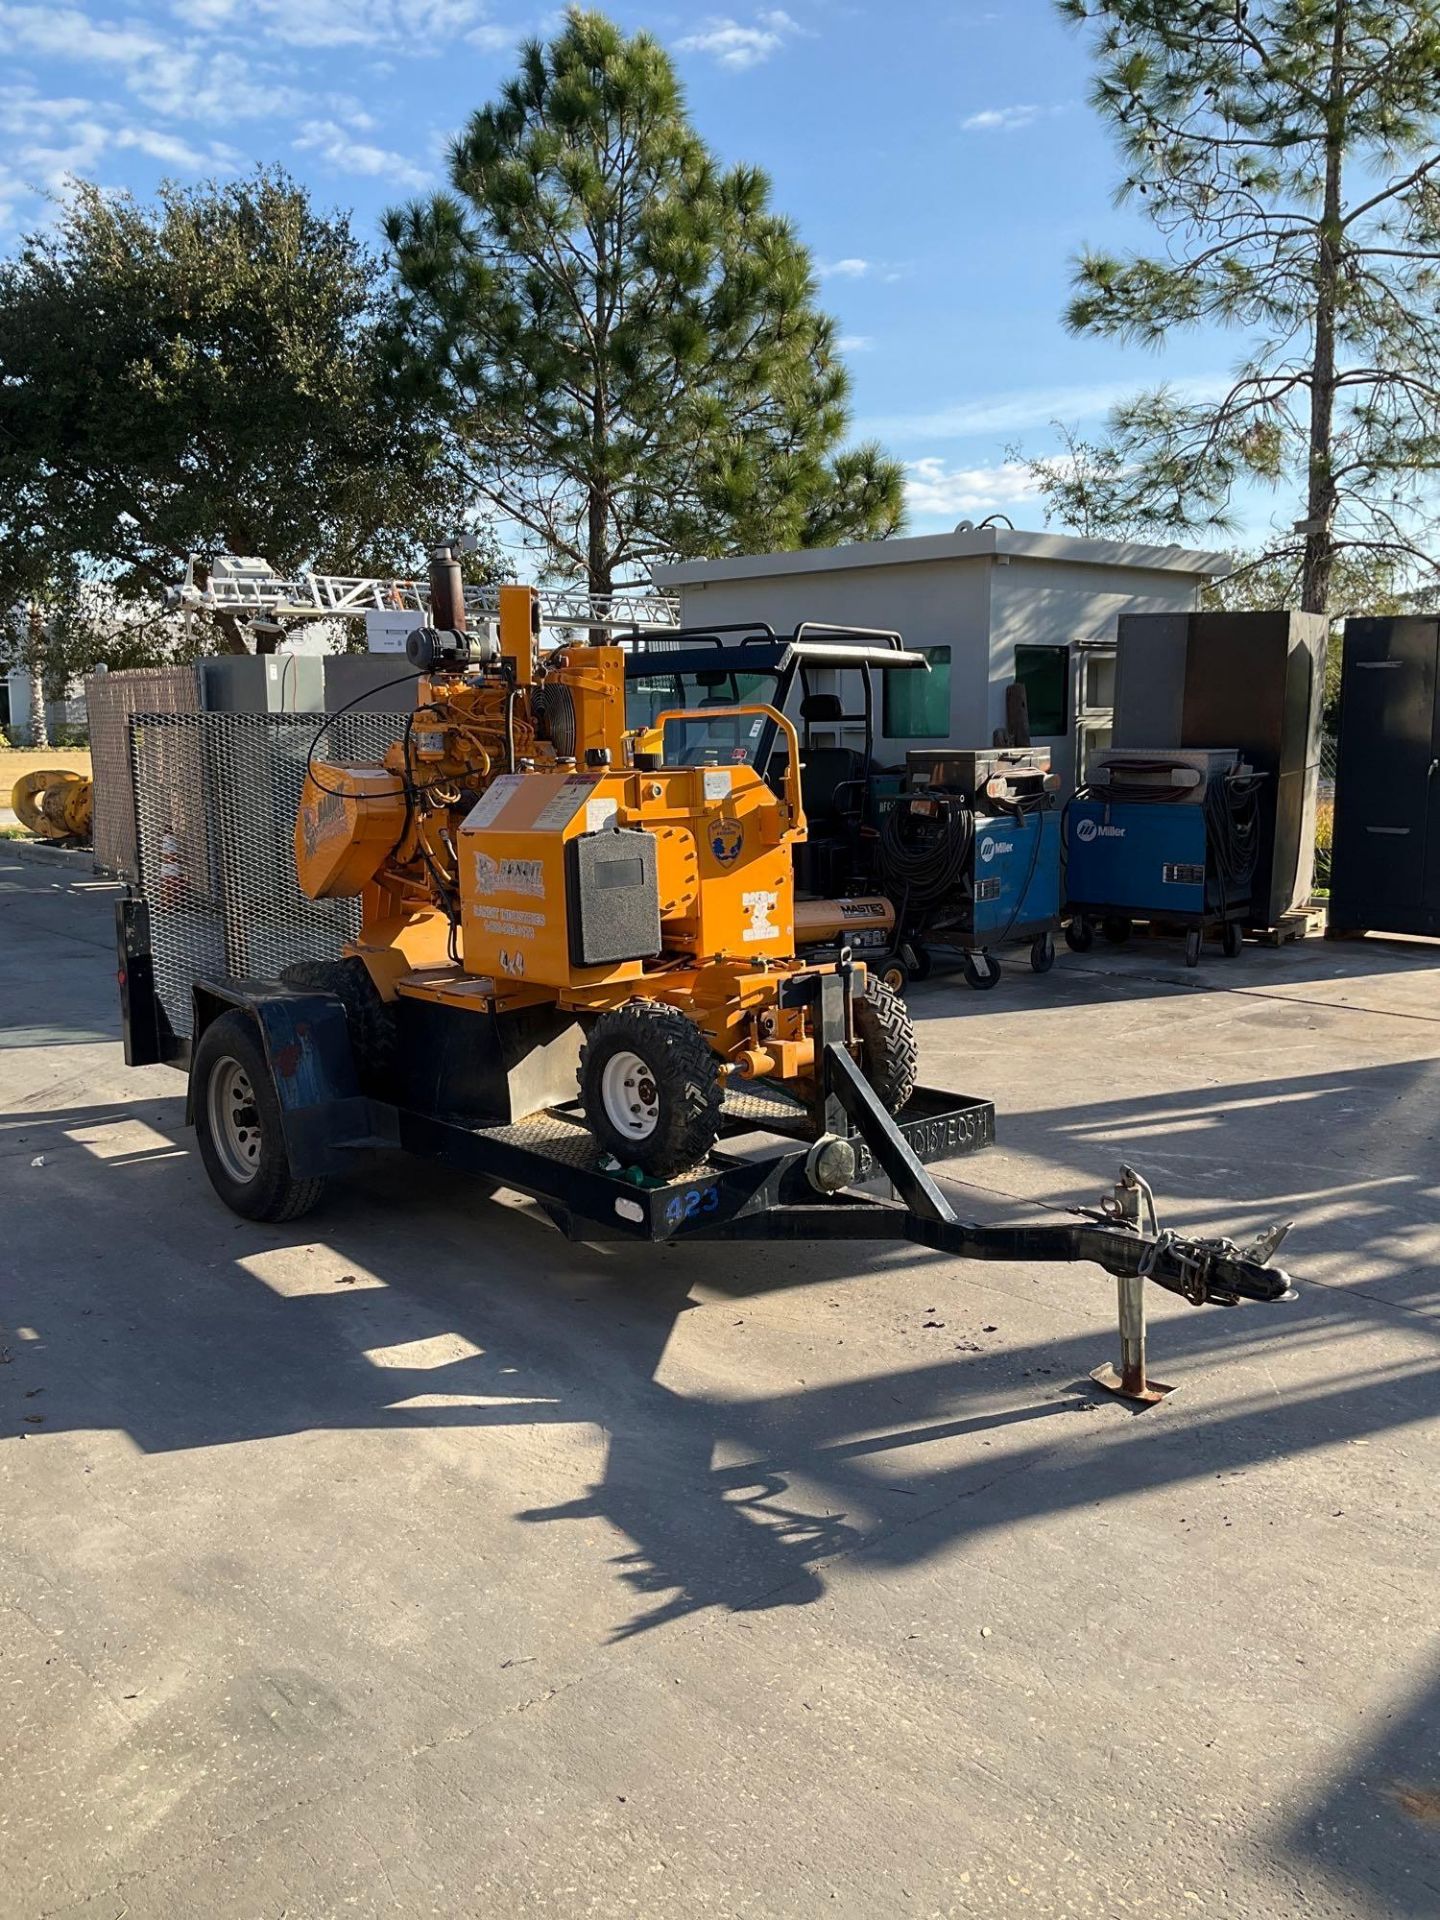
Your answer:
876,954 -> 910,995
1064,917 -> 1093,953
1222,921 -> 1243,958
1030,933 -> 1056,974
1101,916 -> 1133,946
1184,927 -> 1203,968
963,951 -> 1002,991
907,943 -> 933,982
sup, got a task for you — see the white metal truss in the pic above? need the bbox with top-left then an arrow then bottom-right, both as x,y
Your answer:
169,553 -> 682,632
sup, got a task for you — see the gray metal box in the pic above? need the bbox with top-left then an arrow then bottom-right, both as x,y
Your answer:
323,655 -> 422,714
198,655 -> 325,713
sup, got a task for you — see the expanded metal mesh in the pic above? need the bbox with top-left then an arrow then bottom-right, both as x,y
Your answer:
130,711 -> 407,1038
86,666 -> 201,880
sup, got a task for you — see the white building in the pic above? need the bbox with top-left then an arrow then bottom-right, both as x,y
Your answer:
654,526 -> 1229,789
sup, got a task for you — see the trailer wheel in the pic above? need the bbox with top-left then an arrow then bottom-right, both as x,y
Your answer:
1222,921 -> 1243,958
1184,926 -> 1203,968
579,1002 -> 724,1177
853,977 -> 918,1115
1101,916 -> 1133,946
1065,917 -> 1093,953
279,958 -> 397,1091
1030,933 -> 1056,974
193,1011 -> 327,1223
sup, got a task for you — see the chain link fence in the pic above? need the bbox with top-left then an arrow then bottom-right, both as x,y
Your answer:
130,711 -> 407,1038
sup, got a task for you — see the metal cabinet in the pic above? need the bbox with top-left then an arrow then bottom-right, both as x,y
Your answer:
1330,617 -> 1440,937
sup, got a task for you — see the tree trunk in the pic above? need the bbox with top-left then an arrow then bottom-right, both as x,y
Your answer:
26,604 -> 49,749
215,612 -> 255,656
1301,1 -> 1347,615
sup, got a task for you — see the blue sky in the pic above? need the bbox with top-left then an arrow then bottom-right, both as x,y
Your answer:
0,0 -> 1241,540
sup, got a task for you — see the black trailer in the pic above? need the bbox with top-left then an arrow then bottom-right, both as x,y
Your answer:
119,891 -> 1296,1403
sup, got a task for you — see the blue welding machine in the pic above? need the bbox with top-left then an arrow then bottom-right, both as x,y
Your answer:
877,748 -> 1063,989
1064,749 -> 1261,967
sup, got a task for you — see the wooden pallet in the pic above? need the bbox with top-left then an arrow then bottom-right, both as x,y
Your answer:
1246,905 -> 1325,947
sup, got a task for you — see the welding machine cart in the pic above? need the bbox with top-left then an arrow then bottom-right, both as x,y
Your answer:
876,749 -> 1063,990
1064,751 -> 1262,968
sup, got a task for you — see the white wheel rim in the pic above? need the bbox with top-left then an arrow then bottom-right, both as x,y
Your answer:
601,1049 -> 661,1142
208,1056 -> 262,1185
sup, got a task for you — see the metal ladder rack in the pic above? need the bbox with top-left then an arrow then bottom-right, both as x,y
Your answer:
168,553 -> 683,633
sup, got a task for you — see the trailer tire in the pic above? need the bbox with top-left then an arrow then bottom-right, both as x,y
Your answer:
193,1010 -> 328,1223
279,958 -> 397,1092
579,1002 -> 725,1178
854,977 -> 918,1115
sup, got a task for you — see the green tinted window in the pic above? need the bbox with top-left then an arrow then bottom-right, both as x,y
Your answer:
883,647 -> 951,739
1014,645 -> 1070,736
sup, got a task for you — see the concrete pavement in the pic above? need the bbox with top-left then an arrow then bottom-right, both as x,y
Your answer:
2,849 -> 1438,1918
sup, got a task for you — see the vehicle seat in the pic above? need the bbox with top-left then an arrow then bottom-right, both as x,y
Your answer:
797,693 -> 864,830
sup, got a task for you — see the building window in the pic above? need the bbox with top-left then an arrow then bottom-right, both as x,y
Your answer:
884,646 -> 951,739
1014,644 -> 1070,736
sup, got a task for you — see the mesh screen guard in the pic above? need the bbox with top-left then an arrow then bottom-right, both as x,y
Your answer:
129,711 -> 408,1038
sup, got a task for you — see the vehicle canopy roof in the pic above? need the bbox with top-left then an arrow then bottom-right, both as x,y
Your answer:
616,620 -> 930,678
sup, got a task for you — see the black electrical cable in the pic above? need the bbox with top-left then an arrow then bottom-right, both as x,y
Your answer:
1205,769 -> 1262,915
989,789 -> 1051,946
878,792 -> 974,913
302,666 -> 478,803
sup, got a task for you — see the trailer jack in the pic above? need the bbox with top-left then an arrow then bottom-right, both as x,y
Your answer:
706,1045 -> 1297,1401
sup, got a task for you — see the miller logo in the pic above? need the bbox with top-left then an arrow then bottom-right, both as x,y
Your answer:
709,818 -> 744,865
978,835 -> 1014,863
1076,818 -> 1125,843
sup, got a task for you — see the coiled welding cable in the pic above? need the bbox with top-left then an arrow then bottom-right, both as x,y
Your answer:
878,791 -> 974,910
1206,770 -> 1262,908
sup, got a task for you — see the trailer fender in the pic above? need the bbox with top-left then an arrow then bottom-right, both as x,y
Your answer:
187,979 -> 385,1176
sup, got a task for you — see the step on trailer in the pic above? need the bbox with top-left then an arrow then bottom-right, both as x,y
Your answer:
112,558 -> 1299,1404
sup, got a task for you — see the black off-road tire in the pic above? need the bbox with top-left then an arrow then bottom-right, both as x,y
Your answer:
854,976 -> 918,1116
279,957 -> 397,1093
192,1010 -> 327,1223
578,1001 -> 725,1178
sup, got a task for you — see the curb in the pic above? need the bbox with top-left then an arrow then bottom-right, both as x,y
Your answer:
3,838 -> 100,875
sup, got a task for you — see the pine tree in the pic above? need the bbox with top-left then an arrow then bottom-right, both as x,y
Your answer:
384,8 -> 903,595
1054,1 -> 1440,610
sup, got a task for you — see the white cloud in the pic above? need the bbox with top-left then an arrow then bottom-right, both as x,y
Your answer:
962,103 -> 1042,133
0,81 -> 237,228
0,4 -> 168,65
817,256 -> 871,279
165,0 -> 510,49
295,120 -> 431,189
837,333 -> 873,353
904,458 -> 1039,521
858,375 -> 1228,444
676,10 -> 802,71
114,126 -> 215,169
